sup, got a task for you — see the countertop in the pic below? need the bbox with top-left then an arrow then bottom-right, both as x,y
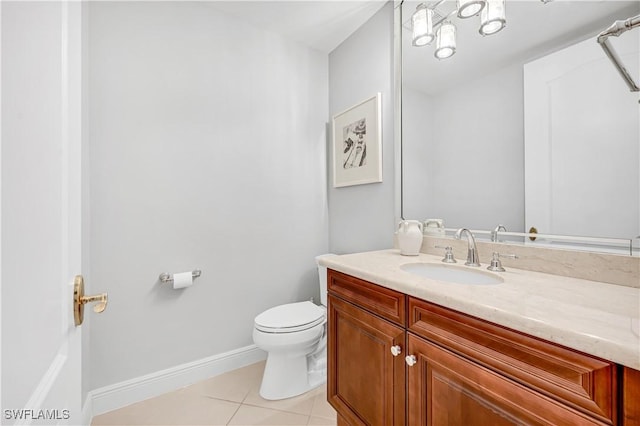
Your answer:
319,249 -> 640,370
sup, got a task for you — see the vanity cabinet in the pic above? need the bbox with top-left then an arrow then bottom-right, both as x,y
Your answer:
327,270 -> 406,426
327,269 -> 639,426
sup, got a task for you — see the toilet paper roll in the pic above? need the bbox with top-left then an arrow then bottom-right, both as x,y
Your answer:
172,272 -> 193,289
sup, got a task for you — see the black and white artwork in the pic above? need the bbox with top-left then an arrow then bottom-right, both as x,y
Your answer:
342,118 -> 367,169
332,94 -> 382,187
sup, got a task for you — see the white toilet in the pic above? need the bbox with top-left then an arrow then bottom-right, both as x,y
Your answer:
252,254 -> 334,400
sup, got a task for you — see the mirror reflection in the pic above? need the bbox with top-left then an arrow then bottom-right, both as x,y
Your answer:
401,0 -> 640,253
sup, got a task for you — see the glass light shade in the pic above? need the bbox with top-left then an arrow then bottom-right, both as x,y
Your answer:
412,5 -> 435,46
434,21 -> 456,60
457,0 -> 486,19
479,0 -> 506,36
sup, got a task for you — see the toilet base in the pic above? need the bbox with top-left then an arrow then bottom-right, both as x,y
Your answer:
259,342 -> 327,401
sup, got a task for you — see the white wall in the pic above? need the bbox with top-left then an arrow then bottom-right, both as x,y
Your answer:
403,63 -> 525,232
328,3 -> 396,254
88,2 -> 329,390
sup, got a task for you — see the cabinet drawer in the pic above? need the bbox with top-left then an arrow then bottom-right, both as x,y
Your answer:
408,297 -> 617,424
407,333 -> 609,426
328,269 -> 406,326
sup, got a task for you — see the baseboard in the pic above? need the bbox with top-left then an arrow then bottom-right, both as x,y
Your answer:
88,344 -> 266,419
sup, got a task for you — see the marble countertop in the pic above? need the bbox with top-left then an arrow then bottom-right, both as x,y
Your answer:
319,249 -> 640,370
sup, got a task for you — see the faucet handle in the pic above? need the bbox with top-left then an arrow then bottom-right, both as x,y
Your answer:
435,245 -> 457,263
487,252 -> 518,272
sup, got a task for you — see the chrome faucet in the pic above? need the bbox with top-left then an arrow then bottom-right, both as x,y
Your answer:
455,228 -> 481,266
491,224 -> 507,242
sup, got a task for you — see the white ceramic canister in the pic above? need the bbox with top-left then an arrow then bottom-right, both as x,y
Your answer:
423,218 -> 445,236
397,220 -> 423,256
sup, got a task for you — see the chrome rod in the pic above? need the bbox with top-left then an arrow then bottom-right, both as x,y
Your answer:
159,269 -> 202,283
597,15 -> 640,92
441,228 -> 634,246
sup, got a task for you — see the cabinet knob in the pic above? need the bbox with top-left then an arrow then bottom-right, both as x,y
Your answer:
405,355 -> 417,366
390,345 -> 402,356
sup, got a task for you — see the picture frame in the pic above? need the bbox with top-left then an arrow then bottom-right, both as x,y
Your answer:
332,93 -> 382,188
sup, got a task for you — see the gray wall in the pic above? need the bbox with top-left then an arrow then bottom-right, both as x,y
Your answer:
88,2 -> 329,389
401,88 -> 433,220
402,63 -> 525,232
328,2 -> 396,254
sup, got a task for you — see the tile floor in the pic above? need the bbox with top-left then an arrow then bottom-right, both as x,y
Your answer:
91,361 -> 337,426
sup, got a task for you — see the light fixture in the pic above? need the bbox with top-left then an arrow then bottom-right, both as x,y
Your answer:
434,21 -> 456,60
457,0 -> 486,19
409,0 -> 507,60
479,0 -> 506,36
412,3 -> 435,46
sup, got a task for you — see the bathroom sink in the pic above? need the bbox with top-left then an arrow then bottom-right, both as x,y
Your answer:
400,263 -> 503,285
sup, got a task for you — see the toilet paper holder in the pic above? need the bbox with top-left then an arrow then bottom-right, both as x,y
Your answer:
159,269 -> 201,284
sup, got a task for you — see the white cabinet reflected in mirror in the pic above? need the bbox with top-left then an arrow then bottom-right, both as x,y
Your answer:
399,0 -> 640,255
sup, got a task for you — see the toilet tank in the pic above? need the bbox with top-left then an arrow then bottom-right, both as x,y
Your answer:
315,254 -> 337,307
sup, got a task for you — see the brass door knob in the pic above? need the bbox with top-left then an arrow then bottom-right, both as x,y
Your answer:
73,275 -> 108,326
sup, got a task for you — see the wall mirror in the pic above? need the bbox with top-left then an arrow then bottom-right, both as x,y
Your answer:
399,0 -> 640,255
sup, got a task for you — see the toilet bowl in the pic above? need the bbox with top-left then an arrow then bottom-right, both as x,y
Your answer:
252,254 -> 334,400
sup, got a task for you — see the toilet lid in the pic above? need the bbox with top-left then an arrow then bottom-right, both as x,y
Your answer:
255,301 -> 325,333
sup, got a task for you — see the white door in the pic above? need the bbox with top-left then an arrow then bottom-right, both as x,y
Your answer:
524,31 -> 639,241
2,1 -> 85,424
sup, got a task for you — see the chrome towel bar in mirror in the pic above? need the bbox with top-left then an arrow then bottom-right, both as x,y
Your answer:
597,14 -> 640,92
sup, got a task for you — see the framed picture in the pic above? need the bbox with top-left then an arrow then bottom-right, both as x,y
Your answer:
332,93 -> 382,188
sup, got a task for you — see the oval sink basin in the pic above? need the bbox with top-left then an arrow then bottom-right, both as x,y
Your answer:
400,263 -> 503,285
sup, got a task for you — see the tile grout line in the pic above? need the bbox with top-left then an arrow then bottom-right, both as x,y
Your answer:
198,391 -> 330,425
92,360 -> 336,426
239,401 -> 315,417
225,400 -> 243,426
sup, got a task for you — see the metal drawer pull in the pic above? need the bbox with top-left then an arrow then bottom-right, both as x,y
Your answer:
405,355 -> 417,366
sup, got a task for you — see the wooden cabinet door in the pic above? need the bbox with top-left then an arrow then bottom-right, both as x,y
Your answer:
328,294 -> 406,426
623,367 -> 640,425
407,334 -> 609,426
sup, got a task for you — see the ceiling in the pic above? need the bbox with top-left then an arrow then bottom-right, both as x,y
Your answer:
207,0 -> 639,90
209,1 -> 388,53
402,0 -> 640,95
